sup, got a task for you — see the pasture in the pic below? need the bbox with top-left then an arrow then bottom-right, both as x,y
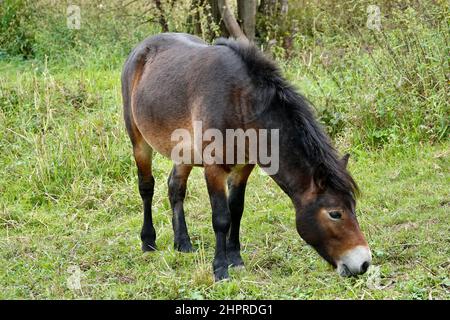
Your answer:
0,0 -> 448,299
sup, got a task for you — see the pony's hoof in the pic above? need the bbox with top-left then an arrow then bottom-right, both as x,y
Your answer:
142,242 -> 157,252
230,262 -> 245,269
227,252 -> 244,268
214,267 -> 230,282
175,241 -> 194,253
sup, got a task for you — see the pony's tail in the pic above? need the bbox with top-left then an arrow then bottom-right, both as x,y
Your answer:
121,43 -> 150,140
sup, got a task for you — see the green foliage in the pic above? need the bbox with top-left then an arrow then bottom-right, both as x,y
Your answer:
273,2 -> 449,148
1,0 -> 446,147
0,0 -> 36,58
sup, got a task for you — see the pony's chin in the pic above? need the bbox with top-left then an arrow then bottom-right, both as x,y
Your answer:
337,263 -> 353,277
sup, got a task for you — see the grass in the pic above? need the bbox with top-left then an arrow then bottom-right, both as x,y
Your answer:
0,0 -> 448,300
0,58 -> 449,299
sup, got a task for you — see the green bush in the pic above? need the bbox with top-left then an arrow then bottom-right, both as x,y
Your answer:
277,3 -> 448,148
0,0 -> 36,58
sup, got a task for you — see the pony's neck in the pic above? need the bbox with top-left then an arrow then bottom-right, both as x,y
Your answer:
255,107 -> 314,207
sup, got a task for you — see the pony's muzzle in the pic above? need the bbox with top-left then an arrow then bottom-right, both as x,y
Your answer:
336,245 -> 372,277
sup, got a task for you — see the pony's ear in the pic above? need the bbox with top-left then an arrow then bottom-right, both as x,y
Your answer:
341,153 -> 350,168
313,163 -> 328,192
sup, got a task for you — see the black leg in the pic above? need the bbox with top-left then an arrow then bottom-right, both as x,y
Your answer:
139,173 -> 156,251
227,183 -> 246,267
205,166 -> 231,281
132,141 -> 156,252
226,164 -> 253,267
168,165 -> 193,252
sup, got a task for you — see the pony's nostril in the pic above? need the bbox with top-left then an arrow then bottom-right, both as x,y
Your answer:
361,261 -> 370,273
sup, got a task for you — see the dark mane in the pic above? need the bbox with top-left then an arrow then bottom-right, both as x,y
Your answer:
214,38 -> 359,198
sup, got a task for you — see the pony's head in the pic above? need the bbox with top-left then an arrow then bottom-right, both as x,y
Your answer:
296,154 -> 371,276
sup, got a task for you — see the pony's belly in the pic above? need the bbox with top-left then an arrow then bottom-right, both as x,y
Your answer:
135,116 -> 194,159
144,136 -> 174,159
140,124 -> 183,158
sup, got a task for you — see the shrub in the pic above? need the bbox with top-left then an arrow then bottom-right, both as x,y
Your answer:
0,0 -> 36,58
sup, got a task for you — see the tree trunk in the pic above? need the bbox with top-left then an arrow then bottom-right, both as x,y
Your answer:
237,0 -> 256,42
154,0 -> 169,32
217,0 -> 247,41
208,0 -> 229,37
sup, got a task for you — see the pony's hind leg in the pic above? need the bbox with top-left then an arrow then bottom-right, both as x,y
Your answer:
133,140 -> 156,252
122,47 -> 157,252
168,164 -> 194,252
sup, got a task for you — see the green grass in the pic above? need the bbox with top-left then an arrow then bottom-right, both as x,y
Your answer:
0,58 -> 449,299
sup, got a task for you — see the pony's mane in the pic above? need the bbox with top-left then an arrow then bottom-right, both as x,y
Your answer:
215,38 -> 359,198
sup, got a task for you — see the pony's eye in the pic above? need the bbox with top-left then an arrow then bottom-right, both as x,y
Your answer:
328,211 -> 342,220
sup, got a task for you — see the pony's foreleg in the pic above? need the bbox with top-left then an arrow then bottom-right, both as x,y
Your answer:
204,165 -> 231,281
168,164 -> 194,252
226,164 -> 255,267
133,141 -> 156,252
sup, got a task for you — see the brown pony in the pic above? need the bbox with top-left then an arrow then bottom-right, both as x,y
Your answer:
121,33 -> 371,281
